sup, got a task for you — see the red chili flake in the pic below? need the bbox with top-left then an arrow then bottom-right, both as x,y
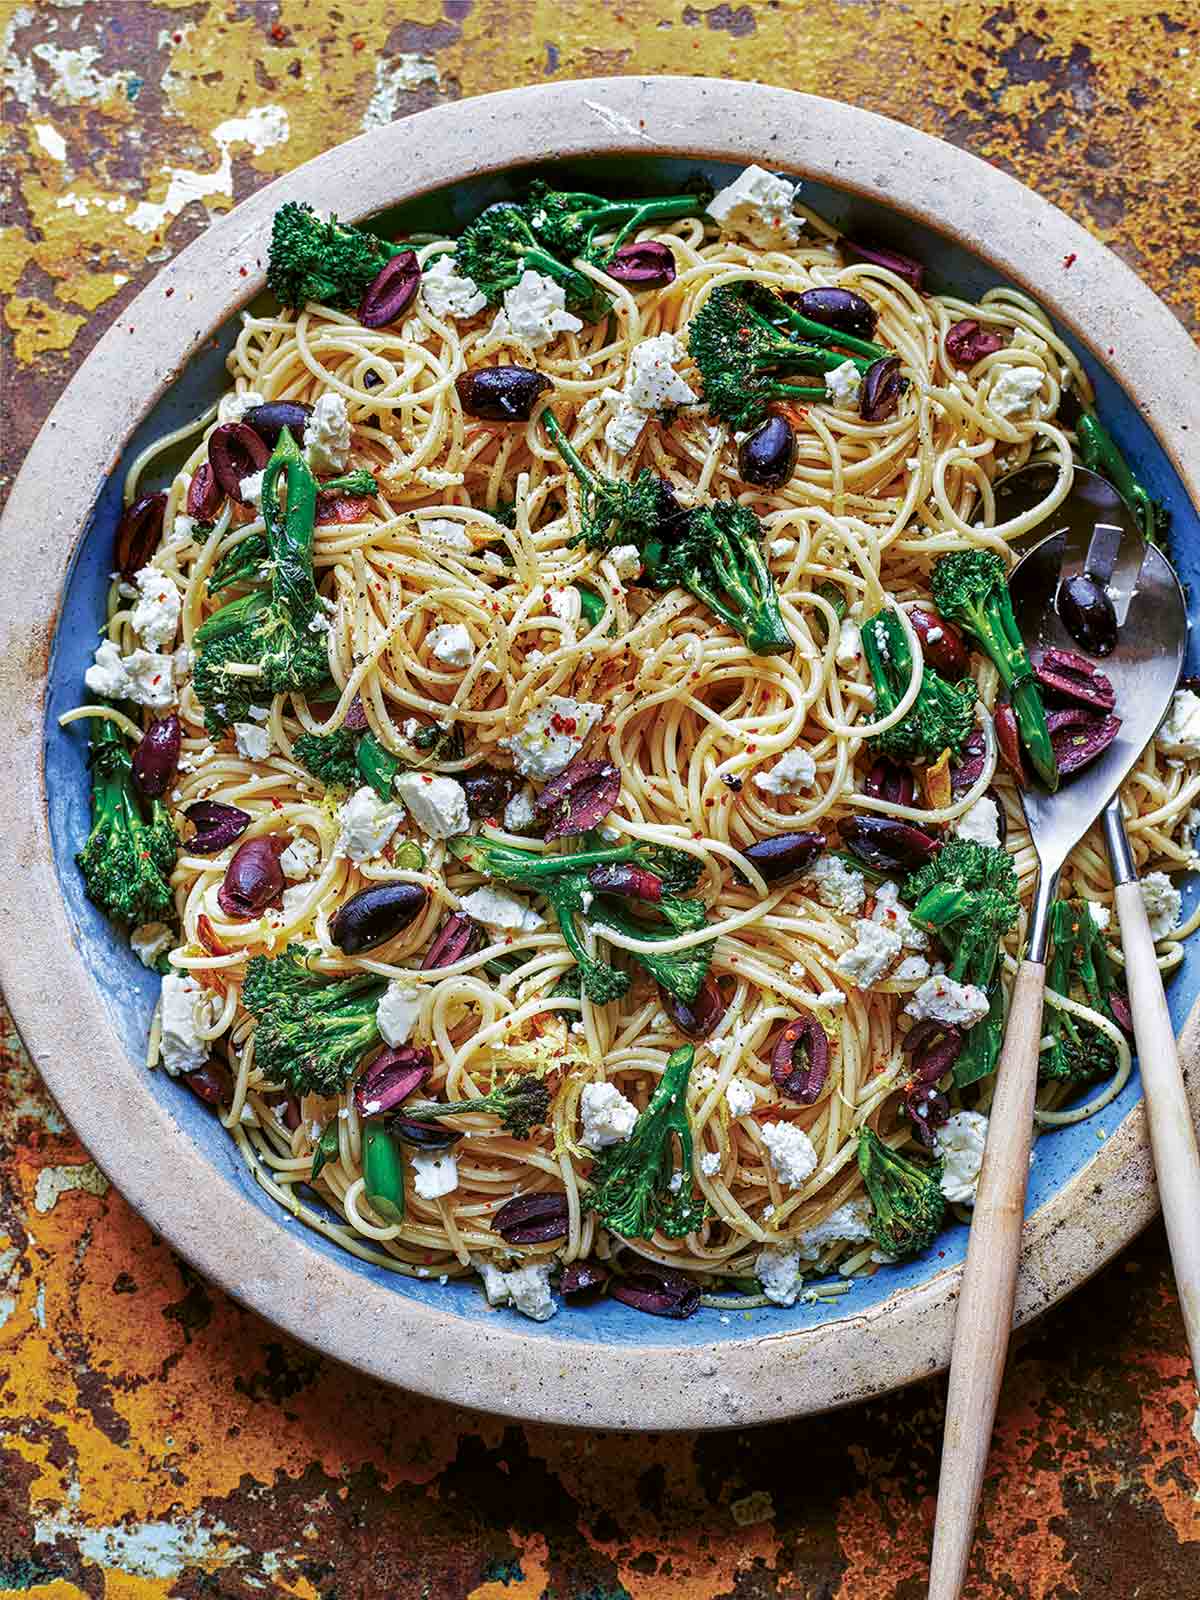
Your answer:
1063,252 -> 1077,269
549,714 -> 577,734
165,287 -> 175,298
270,22 -> 286,39
239,266 -> 249,277
352,35 -> 366,50
269,796 -> 283,809
746,743 -> 757,753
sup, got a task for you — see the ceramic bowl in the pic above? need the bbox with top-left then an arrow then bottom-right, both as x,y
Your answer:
3,78 -> 1199,1430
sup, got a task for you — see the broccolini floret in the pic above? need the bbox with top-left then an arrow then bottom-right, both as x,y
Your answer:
523,177 -> 711,268
860,609 -> 977,763
540,408 -> 665,550
642,501 -> 792,657
77,714 -> 178,924
291,726 -> 359,789
931,550 -> 1057,790
857,1127 -> 945,1259
456,203 -> 608,322
1041,899 -> 1123,1083
404,1074 -> 551,1140
193,427 -> 329,733
242,944 -> 386,1097
585,1044 -> 709,1239
266,201 -> 411,311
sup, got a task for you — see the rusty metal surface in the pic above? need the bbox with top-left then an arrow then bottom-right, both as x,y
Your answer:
3,1 -> 1199,1594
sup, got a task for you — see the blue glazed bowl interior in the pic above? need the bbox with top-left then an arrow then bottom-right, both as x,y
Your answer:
44,158 -> 1200,1348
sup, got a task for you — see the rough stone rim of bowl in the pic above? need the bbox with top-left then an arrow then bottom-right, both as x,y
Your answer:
2,76 -> 1198,1432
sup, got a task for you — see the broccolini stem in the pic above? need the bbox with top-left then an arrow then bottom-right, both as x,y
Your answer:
769,298 -> 889,363
742,303 -> 872,377
591,193 -> 710,255
362,1125 -> 406,1223
356,734 -> 403,801
1075,409 -> 1160,545
540,408 -> 597,494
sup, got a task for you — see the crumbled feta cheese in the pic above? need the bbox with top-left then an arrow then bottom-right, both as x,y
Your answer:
501,696 -> 603,779
609,544 -> 643,580
892,955 -> 931,983
393,772 -> 470,839
170,514 -> 198,544
870,881 -> 928,950
580,1081 -> 640,1149
130,922 -> 172,968
503,789 -> 537,832
924,625 -> 944,644
626,332 -> 697,411
238,470 -> 264,510
419,517 -> 475,553
905,974 -> 990,1028
131,566 -> 181,652
546,586 -> 582,626
459,884 -> 544,932
476,1260 -> 557,1321
427,622 -> 474,668
725,1077 -> 757,1118
769,538 -> 795,559
374,983 -> 424,1051
159,973 -> 210,1076
577,394 -> 605,425
804,856 -> 866,917
1157,689 -> 1200,757
303,391 -> 352,474
699,1150 -> 722,1177
825,359 -> 862,407
835,620 -> 862,665
989,365 -> 1044,418
280,836 -> 320,880
811,988 -> 847,1007
412,1150 -> 458,1200
491,269 -> 583,348
759,1121 -> 819,1188
952,795 -> 1002,848
233,721 -> 271,762
421,253 -> 487,319
217,389 -> 264,424
754,747 -> 817,796
835,918 -> 903,988
936,1110 -> 989,1205
1087,902 -> 1111,932
84,640 -> 176,708
336,785 -> 404,861
604,397 -> 647,456
1141,871 -> 1182,940
707,164 -> 802,247
794,1197 -> 874,1260
755,1244 -> 804,1306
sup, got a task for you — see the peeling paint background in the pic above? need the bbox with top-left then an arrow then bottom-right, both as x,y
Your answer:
3,2 -> 1200,1595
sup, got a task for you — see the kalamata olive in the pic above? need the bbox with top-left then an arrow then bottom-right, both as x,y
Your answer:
1046,707 -> 1122,775
840,815 -> 940,874
908,605 -> 970,681
184,800 -> 252,854
610,1265 -> 700,1319
950,730 -> 988,797
770,1013 -> 830,1103
131,714 -> 181,799
1109,992 -> 1133,1037
736,831 -> 826,884
331,881 -> 428,954
460,764 -> 520,819
208,422 -> 270,501
904,1083 -> 951,1146
456,366 -> 552,421
421,911 -> 480,970
1034,648 -> 1115,711
186,463 -> 222,520
183,1060 -> 233,1107
589,862 -> 663,902
535,756 -> 621,841
738,414 -> 796,489
660,973 -> 727,1039
355,1046 -> 432,1118
264,1092 -> 302,1132
606,239 -> 677,288
217,836 -> 286,918
864,759 -> 915,807
1056,573 -> 1118,658
791,286 -> 877,338
844,238 -> 925,290
902,1018 -> 965,1079
241,400 -> 313,446
493,1191 -> 569,1245
987,712 -> 1024,795
860,356 -> 904,422
358,250 -> 421,328
982,786 -> 1008,847
944,319 -> 1005,367
114,492 -> 167,580
390,1116 -> 462,1149
560,1259 -> 610,1300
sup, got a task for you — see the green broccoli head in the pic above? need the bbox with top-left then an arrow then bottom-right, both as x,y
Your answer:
291,726 -> 359,789
539,407 -> 664,551
77,717 -> 178,925
456,203 -> 607,319
585,1045 -> 709,1239
644,501 -> 791,657
857,1127 -> 945,1259
405,1074 -> 551,1140
861,610 -> 977,764
242,945 -> 386,1097
905,840 -> 1019,990
266,201 -> 405,311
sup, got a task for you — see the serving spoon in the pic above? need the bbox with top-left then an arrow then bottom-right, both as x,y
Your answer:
928,465 -> 1194,1600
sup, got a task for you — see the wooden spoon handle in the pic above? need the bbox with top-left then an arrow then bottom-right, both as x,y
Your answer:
1115,879 -> 1200,1377
927,958 -> 1046,1600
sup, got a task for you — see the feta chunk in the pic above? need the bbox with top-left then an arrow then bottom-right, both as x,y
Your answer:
870,880 -> 928,950
503,789 -> 537,832
835,918 -> 902,988
1157,689 -> 1200,757
427,622 -> 474,668
905,974 -> 990,1028
233,721 -> 271,762
836,620 -> 862,664
769,537 -> 796,559
755,1244 -> 804,1306
459,884 -> 544,932
825,359 -> 862,408
476,1260 -> 557,1321
419,517 -> 474,553
238,470 -> 264,510
754,747 -> 816,796
491,269 -> 583,348
580,1081 -> 640,1149
546,586 -> 582,626
805,855 -> 866,917
892,954 -> 931,983
217,389 -> 264,424
989,365 -> 1044,418
159,973 -> 210,1077
131,922 -> 172,968
392,772 -> 470,839
725,1077 -> 757,1118
609,544 -> 642,580
952,795 -> 1002,848
412,1150 -> 458,1200
759,1121 -> 818,1188
699,1150 -> 722,1177
1141,871 -> 1182,940
170,514 -> 198,544
421,253 -> 487,319
375,982 -> 423,1049
280,836 -> 321,881
935,1110 -> 989,1205
336,785 -> 404,861
501,696 -> 603,779
303,391 -> 352,474
626,332 -> 697,411
604,397 -> 647,456
707,164 -> 802,247
84,640 -> 176,708
131,566 -> 181,652
1087,902 -> 1111,932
